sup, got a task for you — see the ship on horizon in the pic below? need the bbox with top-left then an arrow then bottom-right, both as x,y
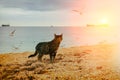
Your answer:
86,24 -> 108,27
1,24 -> 10,27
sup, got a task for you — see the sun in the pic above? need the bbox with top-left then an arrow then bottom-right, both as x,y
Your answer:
100,18 -> 108,25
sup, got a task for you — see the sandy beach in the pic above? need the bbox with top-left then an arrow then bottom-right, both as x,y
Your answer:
0,43 -> 120,80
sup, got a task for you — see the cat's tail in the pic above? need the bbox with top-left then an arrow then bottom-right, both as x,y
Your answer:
28,50 -> 38,58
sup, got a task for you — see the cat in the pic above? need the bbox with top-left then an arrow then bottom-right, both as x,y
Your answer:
28,34 -> 63,63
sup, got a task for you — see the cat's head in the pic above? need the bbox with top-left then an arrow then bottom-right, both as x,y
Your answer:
54,34 -> 63,42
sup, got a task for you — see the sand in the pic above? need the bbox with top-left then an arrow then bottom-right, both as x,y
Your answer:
0,44 -> 120,80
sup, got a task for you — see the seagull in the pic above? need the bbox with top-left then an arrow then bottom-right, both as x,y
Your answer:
72,10 -> 83,15
10,29 -> 16,36
72,7 -> 86,15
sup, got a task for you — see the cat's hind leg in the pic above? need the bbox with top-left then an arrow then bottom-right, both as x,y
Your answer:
38,54 -> 43,62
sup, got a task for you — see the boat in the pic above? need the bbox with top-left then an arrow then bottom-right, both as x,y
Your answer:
1,24 -> 10,27
86,24 -> 108,27
86,24 -> 95,27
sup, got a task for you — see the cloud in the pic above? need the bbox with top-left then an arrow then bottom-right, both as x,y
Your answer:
0,0 -> 77,11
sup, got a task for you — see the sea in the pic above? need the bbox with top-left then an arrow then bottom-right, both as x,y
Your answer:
0,26 -> 119,53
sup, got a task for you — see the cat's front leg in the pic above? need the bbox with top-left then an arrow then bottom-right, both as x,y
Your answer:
50,54 -> 53,63
50,52 -> 56,63
52,52 -> 56,63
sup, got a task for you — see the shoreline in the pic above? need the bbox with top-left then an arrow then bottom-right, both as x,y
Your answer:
0,42 -> 117,54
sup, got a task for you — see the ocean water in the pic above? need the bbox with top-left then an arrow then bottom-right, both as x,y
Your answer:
0,26 -> 118,53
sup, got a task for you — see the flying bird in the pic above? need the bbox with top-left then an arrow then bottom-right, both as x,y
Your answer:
72,10 -> 83,15
72,7 -> 86,15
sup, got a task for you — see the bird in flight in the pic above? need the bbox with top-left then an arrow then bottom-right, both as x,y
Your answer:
72,10 -> 83,15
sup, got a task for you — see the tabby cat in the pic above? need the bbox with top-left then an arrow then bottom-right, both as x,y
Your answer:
28,34 -> 63,63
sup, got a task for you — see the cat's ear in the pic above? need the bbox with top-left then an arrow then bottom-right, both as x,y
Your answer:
54,33 -> 56,37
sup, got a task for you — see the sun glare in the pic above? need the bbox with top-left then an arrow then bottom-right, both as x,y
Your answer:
100,18 -> 108,24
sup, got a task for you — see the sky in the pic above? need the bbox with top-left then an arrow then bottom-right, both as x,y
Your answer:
0,0 -> 120,26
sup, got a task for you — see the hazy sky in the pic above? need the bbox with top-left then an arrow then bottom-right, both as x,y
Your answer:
0,0 -> 120,26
